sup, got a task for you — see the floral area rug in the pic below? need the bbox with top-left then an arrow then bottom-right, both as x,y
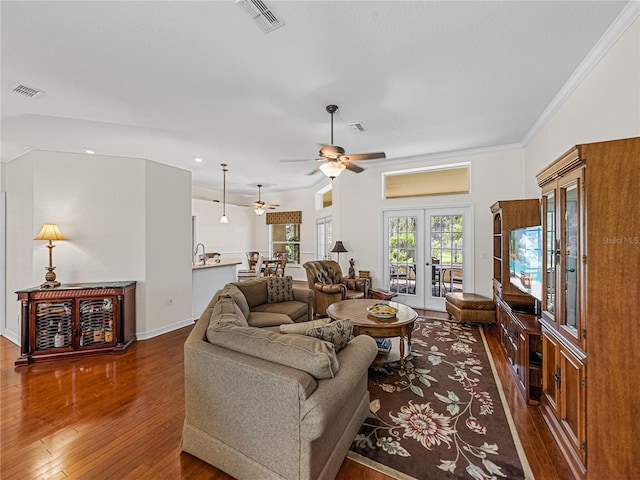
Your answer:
348,318 -> 533,480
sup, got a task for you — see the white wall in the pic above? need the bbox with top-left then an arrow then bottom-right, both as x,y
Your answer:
329,147 -> 528,298
191,197 -> 255,260
143,161 -> 193,338
3,150 -> 192,343
524,16 -> 640,195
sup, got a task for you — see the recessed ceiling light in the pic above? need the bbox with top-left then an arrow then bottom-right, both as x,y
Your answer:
194,157 -> 203,163
84,148 -> 96,154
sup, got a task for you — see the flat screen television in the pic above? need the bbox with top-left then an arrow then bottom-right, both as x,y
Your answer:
509,225 -> 543,306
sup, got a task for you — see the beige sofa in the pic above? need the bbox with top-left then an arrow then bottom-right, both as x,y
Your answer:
182,278 -> 378,480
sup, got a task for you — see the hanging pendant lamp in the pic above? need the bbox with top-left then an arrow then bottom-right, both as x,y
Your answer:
220,163 -> 229,224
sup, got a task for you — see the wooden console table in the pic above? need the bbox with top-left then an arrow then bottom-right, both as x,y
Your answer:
15,281 -> 136,366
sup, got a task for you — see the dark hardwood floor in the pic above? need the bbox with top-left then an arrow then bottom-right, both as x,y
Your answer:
1,309 -> 572,479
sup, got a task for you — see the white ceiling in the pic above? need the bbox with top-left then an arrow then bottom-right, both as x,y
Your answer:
0,1 -> 631,196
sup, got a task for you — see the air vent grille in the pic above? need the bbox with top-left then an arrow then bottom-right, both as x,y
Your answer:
12,83 -> 45,99
236,0 -> 285,34
349,123 -> 365,132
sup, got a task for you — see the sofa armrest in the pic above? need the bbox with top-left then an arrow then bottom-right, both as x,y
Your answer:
184,322 -> 322,471
314,282 -> 346,296
340,276 -> 369,292
299,334 -> 377,440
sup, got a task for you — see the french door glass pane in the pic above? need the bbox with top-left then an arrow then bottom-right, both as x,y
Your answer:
388,216 -> 417,295
316,217 -> 332,260
431,215 -> 463,296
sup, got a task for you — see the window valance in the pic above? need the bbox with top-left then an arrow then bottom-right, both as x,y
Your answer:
266,211 -> 302,225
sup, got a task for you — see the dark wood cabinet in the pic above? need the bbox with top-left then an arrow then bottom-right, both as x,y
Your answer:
495,297 -> 542,404
536,137 -> 639,480
15,282 -> 136,365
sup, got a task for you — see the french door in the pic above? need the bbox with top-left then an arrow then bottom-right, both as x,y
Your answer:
383,206 -> 473,310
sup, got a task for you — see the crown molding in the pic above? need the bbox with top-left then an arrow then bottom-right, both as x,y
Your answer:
522,1 -> 640,146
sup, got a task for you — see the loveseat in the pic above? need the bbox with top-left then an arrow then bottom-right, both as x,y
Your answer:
182,276 -> 378,480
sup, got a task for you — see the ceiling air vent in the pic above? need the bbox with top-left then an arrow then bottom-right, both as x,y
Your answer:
349,123 -> 365,133
12,83 -> 45,99
236,0 -> 285,34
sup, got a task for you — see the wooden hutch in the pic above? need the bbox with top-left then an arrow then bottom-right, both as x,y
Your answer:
536,137 -> 639,480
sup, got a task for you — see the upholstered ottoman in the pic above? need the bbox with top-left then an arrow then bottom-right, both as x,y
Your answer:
445,293 -> 495,324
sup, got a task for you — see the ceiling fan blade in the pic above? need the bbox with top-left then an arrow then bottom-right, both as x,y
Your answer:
344,162 -> 365,173
340,152 -> 386,162
280,158 -> 316,163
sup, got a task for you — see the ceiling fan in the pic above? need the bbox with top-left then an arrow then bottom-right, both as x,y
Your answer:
253,184 -> 279,216
283,104 -> 386,179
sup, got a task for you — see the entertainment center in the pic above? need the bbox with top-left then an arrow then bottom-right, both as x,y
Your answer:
493,137 -> 638,480
491,199 -> 542,405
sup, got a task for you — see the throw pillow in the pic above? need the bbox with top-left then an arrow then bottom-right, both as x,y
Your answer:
279,318 -> 329,335
209,295 -> 248,327
266,275 -> 294,304
306,319 -> 353,353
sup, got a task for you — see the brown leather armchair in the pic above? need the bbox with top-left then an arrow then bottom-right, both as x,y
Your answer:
303,260 -> 370,317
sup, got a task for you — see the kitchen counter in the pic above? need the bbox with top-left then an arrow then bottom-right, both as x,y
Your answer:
192,257 -> 242,319
192,257 -> 242,269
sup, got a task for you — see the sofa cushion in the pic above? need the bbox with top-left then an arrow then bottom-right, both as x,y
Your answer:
279,318 -> 330,335
206,324 -> 340,379
251,300 -> 308,323
233,278 -> 269,309
266,275 -> 294,303
214,284 -> 251,320
247,311 -> 293,328
210,295 -> 248,327
306,319 -> 353,353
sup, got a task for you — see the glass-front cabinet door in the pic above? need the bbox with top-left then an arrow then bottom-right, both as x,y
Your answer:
79,297 -> 116,348
558,169 -> 584,348
542,187 -> 556,321
541,167 -> 584,349
33,300 -> 73,352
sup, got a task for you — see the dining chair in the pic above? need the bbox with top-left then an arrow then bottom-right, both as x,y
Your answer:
246,251 -> 260,270
271,252 -> 288,277
237,253 -> 263,281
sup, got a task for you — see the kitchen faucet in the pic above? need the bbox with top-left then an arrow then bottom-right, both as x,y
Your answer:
194,243 -> 206,265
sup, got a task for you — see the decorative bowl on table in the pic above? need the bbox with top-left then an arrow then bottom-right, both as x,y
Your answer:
367,303 -> 398,319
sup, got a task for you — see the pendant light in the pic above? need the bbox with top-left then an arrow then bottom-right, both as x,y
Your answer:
220,163 -> 229,224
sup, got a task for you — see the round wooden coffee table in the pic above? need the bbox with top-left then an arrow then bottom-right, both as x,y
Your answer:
326,299 -> 418,372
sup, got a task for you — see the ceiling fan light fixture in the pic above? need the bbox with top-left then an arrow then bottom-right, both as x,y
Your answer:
254,207 -> 266,216
319,161 -> 346,179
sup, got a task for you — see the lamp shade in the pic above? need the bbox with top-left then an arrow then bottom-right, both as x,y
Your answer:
34,224 -> 67,241
330,241 -> 348,253
319,161 -> 346,179
254,207 -> 266,216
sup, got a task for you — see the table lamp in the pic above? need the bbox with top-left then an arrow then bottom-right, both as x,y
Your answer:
34,223 -> 67,288
330,240 -> 348,264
